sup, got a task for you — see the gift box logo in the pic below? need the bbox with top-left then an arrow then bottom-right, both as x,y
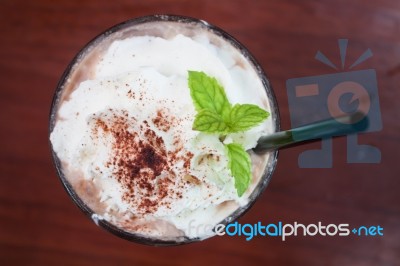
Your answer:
286,39 -> 382,168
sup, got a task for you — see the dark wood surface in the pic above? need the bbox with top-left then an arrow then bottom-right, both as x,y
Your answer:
1,0 -> 399,265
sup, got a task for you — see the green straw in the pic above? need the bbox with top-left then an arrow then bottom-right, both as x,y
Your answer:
254,112 -> 369,152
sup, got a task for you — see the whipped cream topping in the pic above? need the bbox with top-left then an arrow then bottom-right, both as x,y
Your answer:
50,31 -> 274,240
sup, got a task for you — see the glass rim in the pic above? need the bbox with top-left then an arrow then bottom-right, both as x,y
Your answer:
48,14 -> 281,246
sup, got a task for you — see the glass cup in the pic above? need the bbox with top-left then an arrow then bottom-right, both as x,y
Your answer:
49,15 -> 280,246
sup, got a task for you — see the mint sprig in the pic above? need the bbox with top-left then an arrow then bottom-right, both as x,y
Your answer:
188,71 -> 270,196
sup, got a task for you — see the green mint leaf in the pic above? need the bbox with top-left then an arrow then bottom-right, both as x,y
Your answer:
225,143 -> 252,197
188,71 -> 231,118
193,109 -> 230,133
229,104 -> 270,132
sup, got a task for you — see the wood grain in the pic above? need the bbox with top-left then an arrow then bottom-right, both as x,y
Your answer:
1,0 -> 399,265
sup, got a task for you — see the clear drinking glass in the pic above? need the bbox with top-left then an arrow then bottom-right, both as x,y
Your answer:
49,15 -> 280,246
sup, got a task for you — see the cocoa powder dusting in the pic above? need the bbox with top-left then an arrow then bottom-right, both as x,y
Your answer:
152,109 -> 176,132
93,109 -> 195,216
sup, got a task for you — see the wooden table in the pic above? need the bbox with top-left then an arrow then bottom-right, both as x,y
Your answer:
1,0 -> 399,265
